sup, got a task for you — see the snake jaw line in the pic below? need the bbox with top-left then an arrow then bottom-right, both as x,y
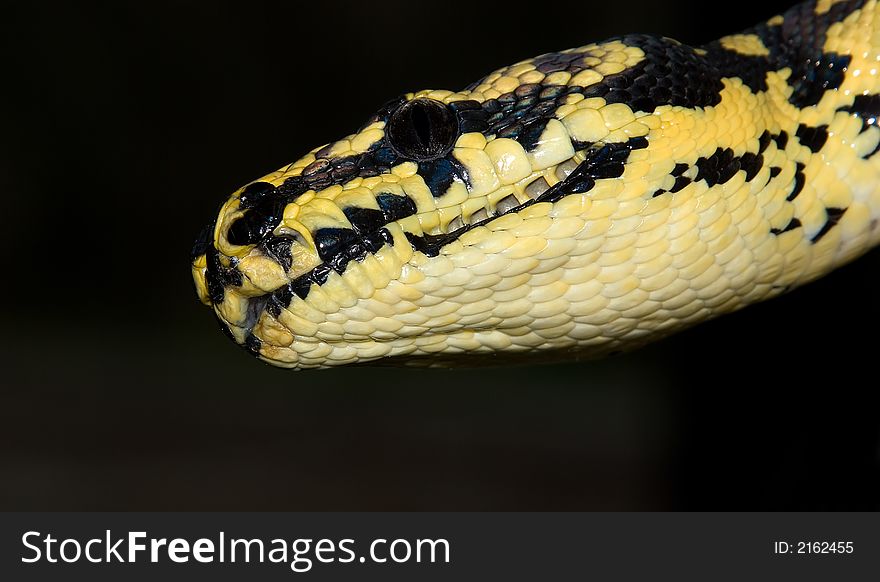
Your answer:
193,0 -> 880,369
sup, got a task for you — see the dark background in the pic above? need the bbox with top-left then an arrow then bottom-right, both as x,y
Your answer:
1,0 -> 877,510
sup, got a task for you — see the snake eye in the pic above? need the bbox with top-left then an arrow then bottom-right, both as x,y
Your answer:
387,98 -> 459,161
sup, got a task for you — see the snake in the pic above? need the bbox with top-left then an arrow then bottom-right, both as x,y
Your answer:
191,0 -> 880,369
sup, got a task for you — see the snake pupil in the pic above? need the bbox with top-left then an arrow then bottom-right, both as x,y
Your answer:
412,104 -> 432,148
387,98 -> 459,161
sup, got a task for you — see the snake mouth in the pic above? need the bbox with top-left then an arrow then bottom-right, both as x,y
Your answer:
190,221 -> 218,307
192,236 -> 287,336
191,130 -> 650,367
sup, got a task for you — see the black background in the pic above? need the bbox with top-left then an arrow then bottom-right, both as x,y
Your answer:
1,0 -> 877,510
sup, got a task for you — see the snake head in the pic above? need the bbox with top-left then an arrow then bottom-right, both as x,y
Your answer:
192,9 -> 880,370
189,39 -> 666,369
190,63 -> 630,368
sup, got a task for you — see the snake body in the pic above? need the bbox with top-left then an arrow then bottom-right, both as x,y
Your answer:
192,0 -> 880,369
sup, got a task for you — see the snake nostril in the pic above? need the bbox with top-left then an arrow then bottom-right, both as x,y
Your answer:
227,216 -> 255,246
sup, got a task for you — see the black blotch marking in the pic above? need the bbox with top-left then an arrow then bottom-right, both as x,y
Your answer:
355,154 -> 379,177
774,131 -> 789,151
485,83 -> 562,140
376,193 -> 417,221
599,34 -> 725,112
703,42 -> 773,94
419,157 -> 470,197
313,228 -> 362,263
484,34 -> 728,135
190,221 -> 213,260
628,136 -> 649,150
405,232 -> 442,258
695,148 -> 738,186
769,166 -> 782,178
204,245 -> 243,304
771,217 -> 802,235
292,277 -> 312,301
652,189 -> 667,198
740,1 -> 861,106
239,181 -> 276,209
517,118 -> 552,152
692,147 -> 766,187
496,122 -> 524,140
796,124 -> 829,153
482,98 -> 502,114
343,206 -> 386,235
838,93 -> 880,133
261,236 -> 295,271
811,207 -> 847,242
739,152 -> 763,181
448,99 -> 482,112
310,263 -> 333,285
497,53 -> 622,133
758,130 -> 772,153
313,228 -> 372,279
374,95 -> 409,120
787,163 -> 806,201
274,175 -> 307,199
264,227 -> 392,309
373,147 -> 399,166
450,99 -> 490,133
788,52 -> 851,108
244,333 -> 262,356
547,141 -> 636,201
256,208 -> 398,312
329,231 -> 373,275
226,178 -> 307,247
670,176 -> 691,193
266,284 -> 293,317
204,270 -> 225,304
718,157 -> 741,183
362,227 -> 394,253
571,139 -> 595,152
672,163 -> 689,176
569,140 -> 636,183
